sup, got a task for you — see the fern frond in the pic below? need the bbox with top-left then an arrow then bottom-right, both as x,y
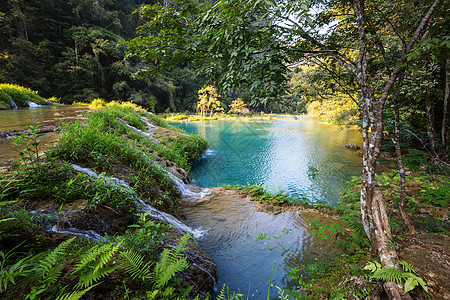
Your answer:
118,250 -> 152,280
36,237 -> 76,277
41,263 -> 64,285
93,242 -> 121,273
364,261 -> 381,272
74,243 -> 112,273
216,284 -> 227,300
174,233 -> 190,254
56,283 -> 99,300
152,233 -> 191,289
77,265 -> 117,289
74,242 -> 120,289
370,268 -> 407,284
398,260 -> 416,273
154,253 -> 188,289
146,290 -> 159,299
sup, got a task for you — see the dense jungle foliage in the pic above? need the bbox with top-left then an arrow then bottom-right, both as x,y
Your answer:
0,0 -> 207,112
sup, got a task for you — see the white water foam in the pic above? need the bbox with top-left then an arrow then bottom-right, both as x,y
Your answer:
141,117 -> 157,130
50,225 -> 107,241
72,164 -> 205,238
27,101 -> 40,107
119,118 -> 159,144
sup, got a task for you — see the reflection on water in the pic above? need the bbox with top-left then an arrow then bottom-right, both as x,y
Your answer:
171,118 -> 363,297
0,133 -> 57,162
172,118 -> 363,204
180,192 -> 328,298
0,106 -> 88,162
0,105 -> 87,131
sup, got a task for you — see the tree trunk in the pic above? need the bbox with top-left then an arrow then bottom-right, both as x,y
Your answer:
442,58 -> 449,151
393,91 -> 416,234
424,96 -> 437,149
360,93 -> 411,299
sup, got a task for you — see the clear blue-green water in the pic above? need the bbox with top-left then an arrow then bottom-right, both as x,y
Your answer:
171,118 -> 364,298
173,118 -> 363,204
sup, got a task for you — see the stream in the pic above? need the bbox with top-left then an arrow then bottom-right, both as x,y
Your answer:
171,118 -> 364,297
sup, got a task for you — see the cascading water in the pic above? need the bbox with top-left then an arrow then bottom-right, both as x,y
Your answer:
119,117 -> 211,199
29,207 -> 108,241
119,118 -> 159,144
27,101 -> 40,107
50,225 -> 107,241
8,95 -> 18,109
71,164 -> 205,238
165,170 -> 211,199
141,117 -> 157,129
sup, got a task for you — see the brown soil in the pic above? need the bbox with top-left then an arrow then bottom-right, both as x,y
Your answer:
398,233 -> 450,299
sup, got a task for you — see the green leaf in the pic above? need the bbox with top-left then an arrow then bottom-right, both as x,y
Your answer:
403,277 -> 418,294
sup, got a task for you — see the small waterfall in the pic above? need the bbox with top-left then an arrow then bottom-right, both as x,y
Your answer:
8,95 -> 18,109
167,171 -> 211,199
119,119 -> 158,144
141,117 -> 157,130
50,225 -> 107,241
72,164 -> 205,238
27,101 -> 40,107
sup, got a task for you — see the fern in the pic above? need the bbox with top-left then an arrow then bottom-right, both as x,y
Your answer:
370,268 -> 407,283
118,250 -> 153,280
364,260 -> 428,294
398,260 -> 415,273
151,233 -> 191,292
74,242 -> 121,289
216,284 -> 227,300
56,283 -> 99,300
35,237 -> 75,279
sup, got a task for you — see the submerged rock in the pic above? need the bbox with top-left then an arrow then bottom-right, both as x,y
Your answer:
345,143 -> 361,150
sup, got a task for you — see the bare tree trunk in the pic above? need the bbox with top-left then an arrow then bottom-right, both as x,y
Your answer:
424,96 -> 437,149
393,91 -> 416,234
442,58 -> 449,151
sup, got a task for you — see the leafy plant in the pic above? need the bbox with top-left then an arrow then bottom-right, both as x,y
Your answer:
419,185 -> 450,207
364,260 -> 428,294
11,125 -> 46,169
117,212 -> 169,254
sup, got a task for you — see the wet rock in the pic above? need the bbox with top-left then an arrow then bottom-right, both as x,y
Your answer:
0,125 -> 61,139
345,143 -> 361,150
